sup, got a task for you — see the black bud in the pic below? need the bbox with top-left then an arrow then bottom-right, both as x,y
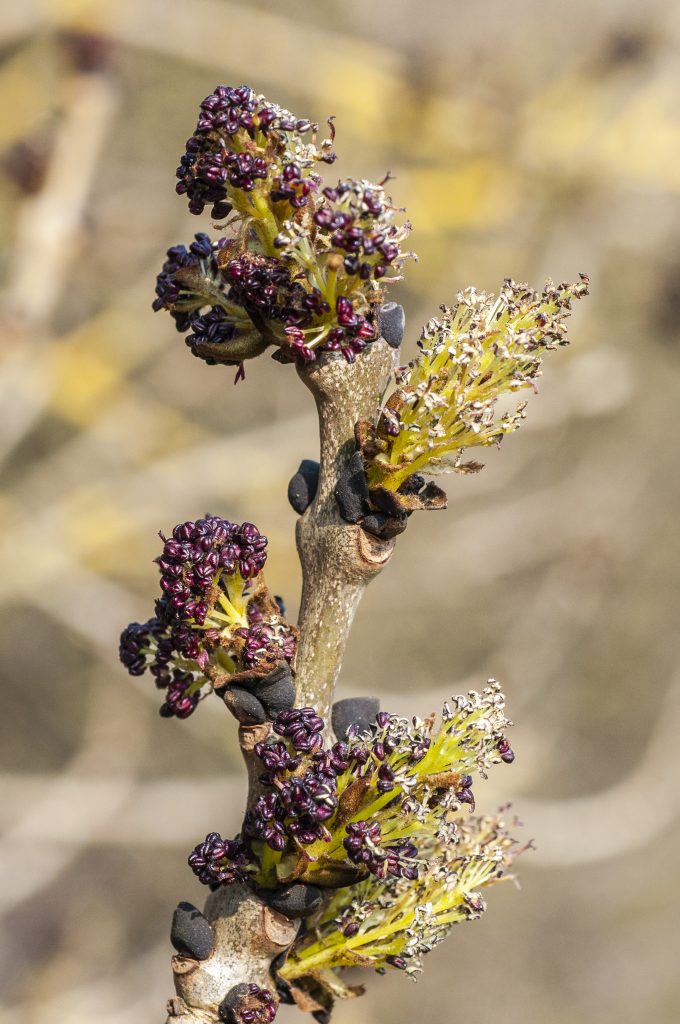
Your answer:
275,977 -> 296,1005
361,512 -> 408,539
378,302 -> 405,349
287,459 -> 320,514
257,663 -> 296,718
332,697 -> 380,739
397,473 -> 426,495
171,902 -> 214,960
219,985 -> 248,1023
264,883 -> 324,918
335,452 -> 370,523
224,686 -> 267,723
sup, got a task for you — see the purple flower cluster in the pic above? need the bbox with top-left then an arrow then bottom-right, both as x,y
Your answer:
185,306 -> 238,363
282,294 -> 375,365
229,984 -> 278,1024
120,620 -> 200,717
272,707 -> 325,752
244,711 -> 339,851
119,515 -> 297,719
153,87 -> 415,372
242,706 -> 425,878
270,161 -> 319,208
188,832 -> 253,886
152,233 -> 250,366
343,821 -> 419,881
152,235 -> 211,332
254,740 -> 301,784
224,253 -> 329,327
314,181 -> 403,282
236,622 -> 297,670
175,85 -> 320,217
161,671 -> 200,719
157,515 -> 267,620
119,617 -> 167,677
245,765 -> 338,851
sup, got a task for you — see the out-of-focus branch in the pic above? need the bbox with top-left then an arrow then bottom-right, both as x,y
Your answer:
2,71 -> 118,328
0,62 -> 118,466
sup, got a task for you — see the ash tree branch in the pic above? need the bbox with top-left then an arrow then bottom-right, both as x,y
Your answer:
294,338 -> 399,723
166,335 -> 399,1024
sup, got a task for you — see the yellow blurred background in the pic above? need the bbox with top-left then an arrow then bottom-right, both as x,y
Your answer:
1,2 -> 679,1022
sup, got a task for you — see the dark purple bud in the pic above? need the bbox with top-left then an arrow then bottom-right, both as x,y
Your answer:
188,832 -> 252,886
498,737 -> 515,763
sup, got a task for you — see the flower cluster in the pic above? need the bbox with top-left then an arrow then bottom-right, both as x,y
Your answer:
175,85 -> 328,218
153,86 -> 412,368
152,233 -> 254,364
360,276 -> 590,496
273,707 -> 325,752
245,764 -> 339,852
188,832 -> 253,886
313,179 -> 409,283
118,515 -> 297,718
188,682 -> 514,895
225,253 -> 325,328
281,809 -> 524,983
343,821 -> 419,881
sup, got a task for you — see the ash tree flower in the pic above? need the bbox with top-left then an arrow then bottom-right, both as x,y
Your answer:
187,681 -> 517,950
188,832 -> 254,887
280,809 -> 525,982
119,515 -> 297,719
357,276 -> 590,506
152,85 -> 412,370
175,85 -> 330,219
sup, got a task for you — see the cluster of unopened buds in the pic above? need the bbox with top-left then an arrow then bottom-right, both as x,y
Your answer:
118,515 -> 297,719
153,84 -> 411,369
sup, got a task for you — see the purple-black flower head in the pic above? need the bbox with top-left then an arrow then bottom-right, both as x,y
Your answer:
176,85 -> 320,218
120,515 -> 298,721
273,707 -> 325,752
188,831 -> 253,886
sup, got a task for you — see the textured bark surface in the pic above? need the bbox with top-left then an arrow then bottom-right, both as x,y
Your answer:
294,340 -> 398,722
166,885 -> 298,1024
164,728 -> 283,1024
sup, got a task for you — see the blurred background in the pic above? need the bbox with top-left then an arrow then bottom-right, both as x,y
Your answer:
1,1 -> 679,1022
